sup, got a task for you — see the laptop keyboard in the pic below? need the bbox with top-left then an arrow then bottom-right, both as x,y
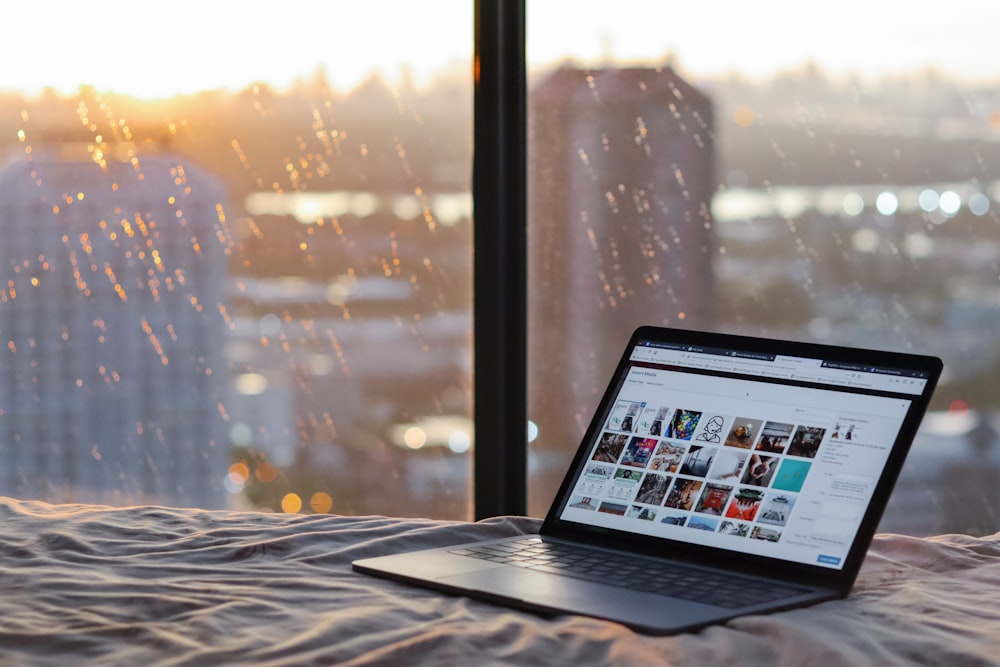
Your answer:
449,537 -> 806,609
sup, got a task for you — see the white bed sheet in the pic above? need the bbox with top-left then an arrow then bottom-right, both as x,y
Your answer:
1,498 -> 998,666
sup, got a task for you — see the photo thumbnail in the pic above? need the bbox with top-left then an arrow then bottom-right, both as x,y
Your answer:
634,472 -> 671,506
693,414 -> 730,444
750,525 -> 782,542
773,459 -> 811,493
831,418 -> 868,442
598,501 -> 628,516
636,405 -> 671,437
680,445 -> 716,477
583,462 -> 613,481
664,478 -> 703,511
569,495 -> 599,511
666,409 -> 703,441
718,520 -> 750,537
627,505 -> 658,521
614,469 -> 642,482
725,487 -> 764,521
757,492 -> 796,526
688,515 -> 720,532
606,467 -> 644,501
659,512 -> 688,526
754,421 -> 794,454
592,432 -> 629,464
695,483 -> 734,516
708,447 -> 749,481
788,425 -> 827,458
648,442 -> 686,473
575,462 -> 613,495
606,401 -> 643,433
620,437 -> 658,468
740,453 -> 778,487
725,417 -> 763,449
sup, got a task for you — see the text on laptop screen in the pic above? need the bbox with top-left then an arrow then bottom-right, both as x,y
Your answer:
558,338 -> 932,570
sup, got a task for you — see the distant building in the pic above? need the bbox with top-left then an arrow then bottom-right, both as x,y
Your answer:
0,147 -> 229,507
529,66 -> 716,455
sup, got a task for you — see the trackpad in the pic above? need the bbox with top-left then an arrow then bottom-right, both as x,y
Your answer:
440,567 -> 590,607
438,567 -> 727,630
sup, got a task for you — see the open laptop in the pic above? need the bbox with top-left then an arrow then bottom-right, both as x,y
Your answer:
353,326 -> 942,634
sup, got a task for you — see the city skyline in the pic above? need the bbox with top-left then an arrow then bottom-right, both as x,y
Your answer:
5,1 -> 1000,99
1,46 -> 998,524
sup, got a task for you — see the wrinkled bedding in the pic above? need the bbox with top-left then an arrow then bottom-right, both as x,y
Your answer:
1,498 -> 999,666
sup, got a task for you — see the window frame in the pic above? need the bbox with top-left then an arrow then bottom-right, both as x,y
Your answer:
472,0 -> 528,519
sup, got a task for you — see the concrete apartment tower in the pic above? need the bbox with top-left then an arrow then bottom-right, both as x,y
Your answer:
529,66 -> 716,466
0,147 -> 229,507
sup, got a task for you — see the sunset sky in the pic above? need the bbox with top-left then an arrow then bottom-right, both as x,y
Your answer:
5,1 -> 999,98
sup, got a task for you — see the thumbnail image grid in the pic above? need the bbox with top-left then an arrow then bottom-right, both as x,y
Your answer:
576,409 -> 832,544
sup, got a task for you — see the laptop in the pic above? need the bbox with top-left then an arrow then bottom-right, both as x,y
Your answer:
353,326 -> 942,634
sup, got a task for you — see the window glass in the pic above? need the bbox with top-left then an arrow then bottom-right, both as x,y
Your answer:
527,1 -> 1000,536
1,2 -> 473,519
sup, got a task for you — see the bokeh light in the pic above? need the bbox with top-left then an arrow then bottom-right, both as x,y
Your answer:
842,193 -> 864,216
448,431 -> 471,454
235,372 -> 268,396
310,492 -> 334,513
851,228 -> 880,253
403,426 -> 427,449
875,191 -> 898,216
229,423 -> 254,446
918,189 -> 940,213
527,420 -> 539,443
733,106 -> 756,127
281,493 -> 303,514
255,461 -> 278,483
969,193 -> 990,216
903,233 -> 934,259
939,190 -> 961,216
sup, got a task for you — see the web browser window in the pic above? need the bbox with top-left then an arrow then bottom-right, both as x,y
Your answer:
559,338 -> 931,568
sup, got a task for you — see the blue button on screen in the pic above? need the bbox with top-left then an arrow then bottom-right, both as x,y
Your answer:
817,554 -> 841,566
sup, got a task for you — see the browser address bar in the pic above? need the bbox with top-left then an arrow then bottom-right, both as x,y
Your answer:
632,346 -> 926,394
683,353 -> 796,374
652,350 -> 877,389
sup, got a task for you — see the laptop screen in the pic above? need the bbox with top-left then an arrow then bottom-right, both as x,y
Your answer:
556,333 -> 937,571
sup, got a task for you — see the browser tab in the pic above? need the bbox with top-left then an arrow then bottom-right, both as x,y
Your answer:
630,339 -> 930,395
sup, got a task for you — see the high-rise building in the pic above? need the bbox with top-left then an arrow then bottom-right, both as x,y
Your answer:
529,66 -> 716,459
0,147 -> 229,507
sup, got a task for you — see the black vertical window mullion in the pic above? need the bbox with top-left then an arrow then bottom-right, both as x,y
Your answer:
472,0 -> 527,519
